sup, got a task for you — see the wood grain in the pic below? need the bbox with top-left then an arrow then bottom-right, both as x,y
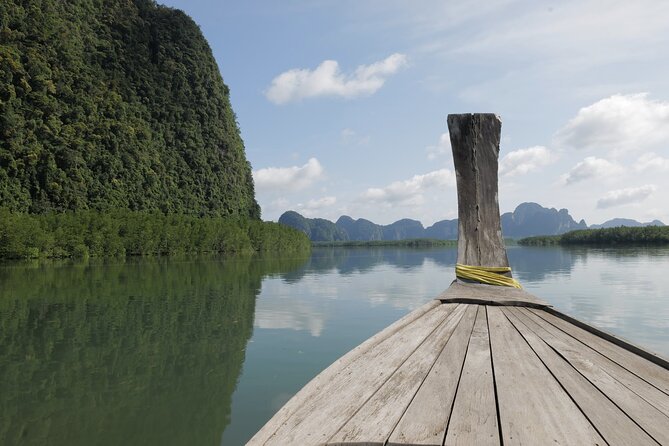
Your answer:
516,307 -> 669,444
328,304 -> 473,446
263,303 -> 458,445
487,306 -> 604,445
444,306 -> 500,446
530,308 -> 669,395
504,307 -> 657,446
247,299 -> 441,445
448,113 -> 510,269
438,280 -> 548,308
387,306 -> 478,446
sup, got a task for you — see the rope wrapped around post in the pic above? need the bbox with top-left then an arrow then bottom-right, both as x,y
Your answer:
455,263 -> 522,289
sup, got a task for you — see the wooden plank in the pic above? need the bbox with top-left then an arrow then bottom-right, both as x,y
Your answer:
515,307 -> 669,445
386,305 -> 478,446
247,299 -> 441,445
438,280 -> 549,308
530,308 -> 669,395
443,306 -> 500,446
328,304 -> 475,445
448,113 -> 510,269
545,307 -> 669,370
263,303 -> 460,445
486,306 -> 604,445
503,307 -> 657,446
521,308 -> 669,417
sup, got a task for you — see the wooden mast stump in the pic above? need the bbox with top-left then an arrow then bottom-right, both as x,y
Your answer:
448,113 -> 510,270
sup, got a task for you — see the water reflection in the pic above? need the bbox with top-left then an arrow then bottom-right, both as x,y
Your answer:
281,246 -> 581,284
281,247 -> 458,282
0,255 -> 308,446
2,247 -> 668,446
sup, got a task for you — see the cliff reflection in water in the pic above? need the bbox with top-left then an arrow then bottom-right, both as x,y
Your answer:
0,255 -> 308,446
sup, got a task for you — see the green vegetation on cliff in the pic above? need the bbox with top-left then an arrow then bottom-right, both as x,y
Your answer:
518,226 -> 669,246
0,0 -> 258,217
0,208 -> 310,259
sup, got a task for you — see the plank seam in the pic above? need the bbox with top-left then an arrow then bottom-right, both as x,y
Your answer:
530,308 -> 669,396
542,307 -> 669,370
485,306 -> 505,446
439,297 -> 549,309
384,304 -> 474,446
440,305 -> 480,446
258,300 -> 441,445
516,308 -> 667,444
325,303 -> 466,445
502,308 -> 612,446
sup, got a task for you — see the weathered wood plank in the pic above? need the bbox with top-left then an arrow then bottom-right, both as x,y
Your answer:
263,303 -> 459,445
443,306 -> 499,446
530,308 -> 669,395
438,280 -> 548,308
448,113 -> 510,269
386,305 -> 478,446
544,306 -> 669,370
515,307 -> 669,444
247,299 -> 441,445
328,304 -> 474,446
486,306 -> 604,445
521,308 -> 669,418
503,307 -> 657,446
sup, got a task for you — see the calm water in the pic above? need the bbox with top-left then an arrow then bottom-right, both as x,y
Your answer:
1,246 -> 668,445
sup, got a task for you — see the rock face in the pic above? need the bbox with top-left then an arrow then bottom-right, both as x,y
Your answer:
382,219 -> 425,240
590,218 -> 665,229
501,203 -> 587,238
424,219 -> 459,239
336,216 -> 383,241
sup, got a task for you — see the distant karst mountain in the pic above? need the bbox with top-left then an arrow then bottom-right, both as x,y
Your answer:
589,218 -> 665,229
279,211 -> 349,242
500,202 -> 587,238
278,202 -> 588,241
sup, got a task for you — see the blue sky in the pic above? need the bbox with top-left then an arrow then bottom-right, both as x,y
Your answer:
161,0 -> 669,226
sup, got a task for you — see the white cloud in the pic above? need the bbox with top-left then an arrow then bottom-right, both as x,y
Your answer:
499,146 -> 553,176
265,53 -> 408,104
597,185 -> 657,209
296,196 -> 337,217
361,169 -> 455,206
426,132 -> 451,160
562,156 -> 623,185
555,93 -> 669,153
634,153 -> 669,172
253,158 -> 324,192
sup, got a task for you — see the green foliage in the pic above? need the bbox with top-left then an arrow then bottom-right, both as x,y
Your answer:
0,0 -> 259,218
560,225 -> 669,245
0,208 -> 310,259
517,235 -> 561,246
518,226 -> 669,246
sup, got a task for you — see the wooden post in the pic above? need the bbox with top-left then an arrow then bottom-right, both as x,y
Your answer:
448,113 -> 510,270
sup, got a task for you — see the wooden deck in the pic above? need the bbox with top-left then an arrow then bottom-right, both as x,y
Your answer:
248,282 -> 669,446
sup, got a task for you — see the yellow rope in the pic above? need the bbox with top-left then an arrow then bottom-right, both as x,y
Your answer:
455,263 -> 522,289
